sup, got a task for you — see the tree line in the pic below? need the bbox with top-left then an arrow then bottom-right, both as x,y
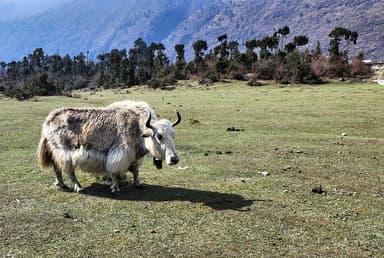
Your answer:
0,26 -> 370,99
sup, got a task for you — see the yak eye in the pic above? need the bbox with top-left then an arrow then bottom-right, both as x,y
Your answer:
156,133 -> 163,141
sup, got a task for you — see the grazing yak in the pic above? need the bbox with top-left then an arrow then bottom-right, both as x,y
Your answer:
37,101 -> 181,193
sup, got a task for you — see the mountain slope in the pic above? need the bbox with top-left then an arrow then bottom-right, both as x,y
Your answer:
0,0 -> 383,62
164,0 -> 384,61
0,0 -> 201,61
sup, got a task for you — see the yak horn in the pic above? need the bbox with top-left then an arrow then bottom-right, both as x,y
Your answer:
172,111 -> 181,127
146,113 -> 154,129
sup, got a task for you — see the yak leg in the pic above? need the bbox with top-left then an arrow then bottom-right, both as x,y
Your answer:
64,166 -> 84,193
117,172 -> 128,183
53,163 -> 70,191
129,164 -> 143,188
109,172 -> 120,193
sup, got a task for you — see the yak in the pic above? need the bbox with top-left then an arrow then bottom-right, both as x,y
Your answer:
37,101 -> 181,193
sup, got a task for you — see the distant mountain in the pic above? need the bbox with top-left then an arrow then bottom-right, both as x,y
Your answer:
0,0 -> 196,61
166,0 -> 384,61
0,0 -> 383,62
0,0 -> 69,21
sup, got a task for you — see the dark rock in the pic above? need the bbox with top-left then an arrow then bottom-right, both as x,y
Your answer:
190,119 -> 200,124
311,185 -> 325,194
227,127 -> 244,132
63,212 -> 74,219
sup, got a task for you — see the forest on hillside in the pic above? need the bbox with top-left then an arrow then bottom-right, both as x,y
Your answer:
0,26 -> 371,100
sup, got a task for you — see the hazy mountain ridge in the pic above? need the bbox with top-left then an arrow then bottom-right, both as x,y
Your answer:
0,0 -> 383,62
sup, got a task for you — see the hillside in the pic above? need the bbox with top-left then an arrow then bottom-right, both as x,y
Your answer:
164,0 -> 384,61
0,0 -> 206,61
0,0 -> 383,62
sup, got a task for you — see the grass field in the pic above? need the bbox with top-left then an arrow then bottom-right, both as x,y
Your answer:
1,81 -> 383,257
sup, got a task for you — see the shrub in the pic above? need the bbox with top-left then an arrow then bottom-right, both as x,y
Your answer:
147,74 -> 177,89
328,60 -> 349,77
285,51 -> 321,84
311,55 -> 329,77
230,72 -> 246,81
272,62 -> 287,82
24,73 -> 58,97
205,71 -> 219,83
254,59 -> 278,80
350,57 -> 371,77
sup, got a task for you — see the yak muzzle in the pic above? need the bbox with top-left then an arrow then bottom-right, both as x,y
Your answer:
169,156 -> 179,165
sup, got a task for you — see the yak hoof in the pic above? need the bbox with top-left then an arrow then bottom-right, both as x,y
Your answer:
110,189 -> 120,197
76,189 -> 86,194
57,184 -> 71,192
134,179 -> 145,188
110,184 -> 120,194
74,185 -> 85,194
110,191 -> 120,197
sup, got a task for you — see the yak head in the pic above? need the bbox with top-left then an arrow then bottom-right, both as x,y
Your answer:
142,112 -> 181,169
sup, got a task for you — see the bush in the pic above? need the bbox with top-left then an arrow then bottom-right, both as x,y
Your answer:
6,88 -> 32,100
254,59 -> 279,80
230,72 -> 246,81
24,73 -> 58,97
147,74 -> 177,89
63,76 -> 87,91
350,57 -> 371,77
285,51 -> 321,84
205,71 -> 219,83
228,62 -> 247,80
327,57 -> 349,78
311,55 -> 329,77
272,62 -> 287,82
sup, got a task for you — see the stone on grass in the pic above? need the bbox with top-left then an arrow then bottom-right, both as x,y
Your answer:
311,185 -> 325,194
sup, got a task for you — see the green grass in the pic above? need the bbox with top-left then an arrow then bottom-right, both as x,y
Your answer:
1,81 -> 383,257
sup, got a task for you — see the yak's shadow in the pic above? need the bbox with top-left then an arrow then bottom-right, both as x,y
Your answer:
84,182 -> 261,211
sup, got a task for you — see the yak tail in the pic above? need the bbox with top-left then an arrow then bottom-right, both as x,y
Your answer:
37,138 -> 53,169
